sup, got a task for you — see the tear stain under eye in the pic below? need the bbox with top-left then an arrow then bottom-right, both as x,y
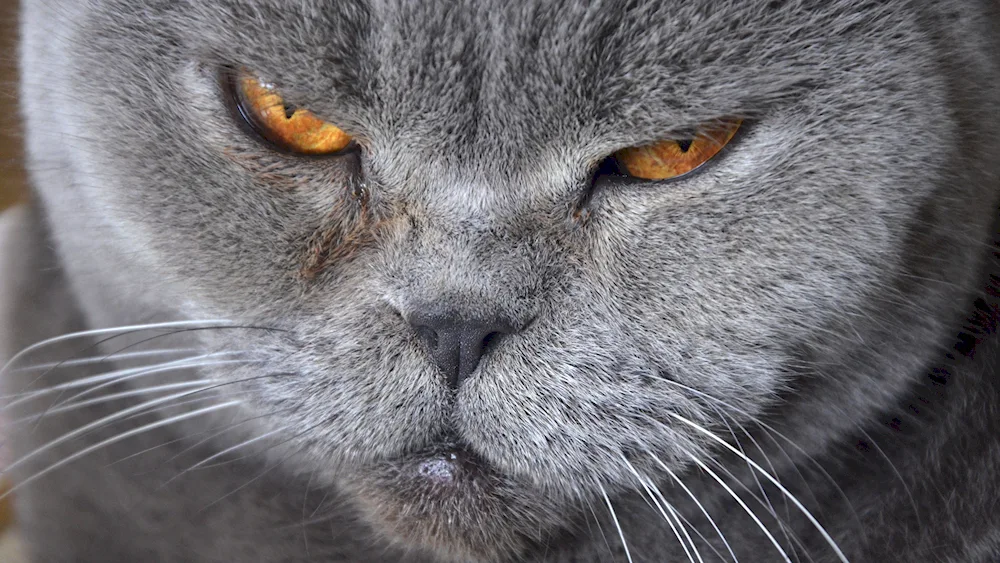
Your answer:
298,183 -> 398,281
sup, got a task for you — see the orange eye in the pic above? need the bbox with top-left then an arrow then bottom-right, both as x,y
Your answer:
613,119 -> 742,181
235,70 -> 353,155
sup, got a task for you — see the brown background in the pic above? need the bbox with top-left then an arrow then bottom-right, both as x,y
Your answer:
0,0 -> 25,212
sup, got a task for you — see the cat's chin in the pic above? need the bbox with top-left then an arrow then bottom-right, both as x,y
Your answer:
344,443 -> 571,562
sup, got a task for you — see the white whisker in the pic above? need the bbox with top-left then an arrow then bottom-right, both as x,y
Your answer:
667,412 -> 849,563
713,408 -> 799,562
43,356 -> 252,411
104,394 -> 270,470
177,425 -> 289,476
0,401 -> 241,502
5,353 -> 249,408
857,427 -> 921,531
668,502 -> 731,563
688,452 -> 792,563
11,348 -> 198,373
708,458 -> 814,561
0,319 -> 235,375
596,482 -> 633,563
5,383 -> 249,473
646,451 -> 740,563
665,501 -> 703,563
8,380 -> 216,424
164,407 -> 296,465
620,455 -> 696,563
658,378 -> 859,525
196,439 -> 309,514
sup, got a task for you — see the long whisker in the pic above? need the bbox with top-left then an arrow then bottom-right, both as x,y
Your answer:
619,455 -> 696,563
712,408 -> 799,563
658,378 -> 860,526
4,377 -> 271,473
6,353 -> 250,409
646,451 -> 740,563
103,396 -> 277,470
708,457 -> 814,562
0,401 -> 241,502
3,358 -> 202,403
7,380 -> 216,423
668,503 -> 729,563
193,420 -> 328,514
583,498 -> 615,560
596,482 -> 633,563
687,452 -> 792,563
2,352 -> 251,405
109,394 -> 242,428
665,501 -> 704,563
856,427 -> 921,530
43,355 -> 253,412
163,407 -> 297,466
170,425 -> 291,482
301,470 -> 316,557
11,348 -> 198,373
0,320 -> 235,375
6,323 -> 281,402
752,425 -> 827,521
193,418 -> 323,471
667,412 -> 849,563
104,426 -> 216,469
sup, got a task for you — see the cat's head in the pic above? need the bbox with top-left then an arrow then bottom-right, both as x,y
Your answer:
20,0 -> 1000,559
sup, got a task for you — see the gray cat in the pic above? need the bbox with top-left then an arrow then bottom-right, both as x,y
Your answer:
2,0 -> 999,561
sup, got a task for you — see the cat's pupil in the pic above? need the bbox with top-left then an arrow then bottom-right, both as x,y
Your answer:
676,139 -> 693,152
283,104 -> 297,119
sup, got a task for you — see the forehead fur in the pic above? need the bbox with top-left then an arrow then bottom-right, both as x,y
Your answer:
91,0 -> 927,172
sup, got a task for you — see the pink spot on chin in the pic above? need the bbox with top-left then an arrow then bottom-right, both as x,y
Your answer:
416,455 -> 458,484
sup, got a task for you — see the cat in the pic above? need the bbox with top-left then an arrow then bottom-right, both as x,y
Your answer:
2,0 -> 999,561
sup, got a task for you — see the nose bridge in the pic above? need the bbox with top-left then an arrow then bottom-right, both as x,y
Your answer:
381,165 -> 550,320
392,225 -> 538,389
408,224 -> 529,315
417,172 -> 509,225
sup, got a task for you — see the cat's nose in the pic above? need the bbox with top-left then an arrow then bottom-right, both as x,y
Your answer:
408,307 -> 522,389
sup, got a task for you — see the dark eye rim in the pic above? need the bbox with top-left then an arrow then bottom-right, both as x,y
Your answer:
219,66 -> 360,160
591,119 -> 751,188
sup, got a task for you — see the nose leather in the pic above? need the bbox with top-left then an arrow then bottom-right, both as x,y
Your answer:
409,308 -> 520,389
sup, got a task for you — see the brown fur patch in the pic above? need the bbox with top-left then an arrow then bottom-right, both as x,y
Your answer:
299,187 -> 382,280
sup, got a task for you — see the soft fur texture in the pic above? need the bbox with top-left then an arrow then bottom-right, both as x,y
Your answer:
3,0 -> 1000,561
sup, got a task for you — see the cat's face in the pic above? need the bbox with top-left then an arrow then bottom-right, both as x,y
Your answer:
21,0 -> 999,560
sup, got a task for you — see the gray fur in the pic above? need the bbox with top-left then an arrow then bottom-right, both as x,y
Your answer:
3,0 -> 1000,561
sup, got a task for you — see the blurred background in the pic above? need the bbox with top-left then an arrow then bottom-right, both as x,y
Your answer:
1,0 -> 25,213
0,2 -> 27,560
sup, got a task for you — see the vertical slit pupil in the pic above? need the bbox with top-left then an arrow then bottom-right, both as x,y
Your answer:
284,104 -> 297,119
676,139 -> 693,153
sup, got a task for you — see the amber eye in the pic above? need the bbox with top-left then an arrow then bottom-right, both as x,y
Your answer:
612,119 -> 742,181
233,70 -> 353,155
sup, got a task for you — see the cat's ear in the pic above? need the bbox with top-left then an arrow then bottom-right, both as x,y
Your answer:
233,69 -> 353,155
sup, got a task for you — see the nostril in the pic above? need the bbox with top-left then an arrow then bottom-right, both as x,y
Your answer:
415,324 -> 439,351
481,331 -> 502,351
